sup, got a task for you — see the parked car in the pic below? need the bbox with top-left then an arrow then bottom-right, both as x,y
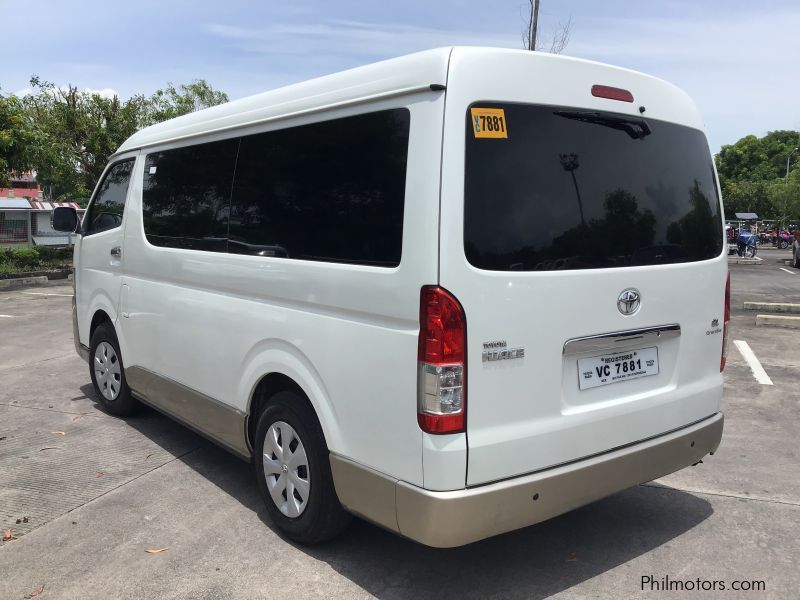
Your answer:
793,231 -> 800,269
53,47 -> 726,548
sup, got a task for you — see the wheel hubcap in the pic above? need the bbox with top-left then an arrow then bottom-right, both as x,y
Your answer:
94,341 -> 122,401
263,421 -> 310,518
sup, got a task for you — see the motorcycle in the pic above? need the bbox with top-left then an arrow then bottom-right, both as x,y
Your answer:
776,231 -> 792,250
737,228 -> 758,258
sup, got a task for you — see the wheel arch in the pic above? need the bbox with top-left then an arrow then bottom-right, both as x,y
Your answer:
89,309 -> 114,340
240,341 -> 341,457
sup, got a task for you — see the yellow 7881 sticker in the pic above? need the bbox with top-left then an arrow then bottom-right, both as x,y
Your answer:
470,107 -> 508,139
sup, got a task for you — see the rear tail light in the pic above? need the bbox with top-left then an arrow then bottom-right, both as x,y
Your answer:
721,271 -> 730,371
418,286 -> 466,434
591,84 -> 634,103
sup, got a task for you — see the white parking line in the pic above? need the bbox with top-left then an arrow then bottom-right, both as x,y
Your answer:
0,314 -> 15,318
779,267 -> 795,275
733,340 -> 773,385
21,291 -> 74,297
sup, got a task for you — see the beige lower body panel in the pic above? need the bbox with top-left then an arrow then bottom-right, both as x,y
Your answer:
126,366 -> 251,459
330,412 -> 724,548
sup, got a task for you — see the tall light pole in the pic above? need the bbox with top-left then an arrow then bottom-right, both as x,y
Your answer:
527,0 -> 541,51
559,153 -> 586,227
786,147 -> 799,184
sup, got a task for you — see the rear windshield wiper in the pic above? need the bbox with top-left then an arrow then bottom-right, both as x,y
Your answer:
554,110 -> 652,140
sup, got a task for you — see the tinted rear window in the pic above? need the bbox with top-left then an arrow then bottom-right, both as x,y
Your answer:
464,103 -> 723,271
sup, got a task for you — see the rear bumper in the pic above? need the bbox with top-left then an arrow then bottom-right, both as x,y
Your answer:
330,412 -> 723,548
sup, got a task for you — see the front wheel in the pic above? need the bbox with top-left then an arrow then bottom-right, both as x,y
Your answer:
743,244 -> 757,258
254,391 -> 351,544
778,240 -> 789,250
89,322 -> 138,416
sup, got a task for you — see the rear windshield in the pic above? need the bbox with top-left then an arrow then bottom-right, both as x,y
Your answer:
464,103 -> 723,271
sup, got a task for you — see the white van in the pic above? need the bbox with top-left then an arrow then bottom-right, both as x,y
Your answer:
54,47 -> 727,548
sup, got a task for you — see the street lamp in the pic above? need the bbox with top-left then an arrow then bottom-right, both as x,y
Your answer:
559,153 -> 586,227
786,147 -> 799,184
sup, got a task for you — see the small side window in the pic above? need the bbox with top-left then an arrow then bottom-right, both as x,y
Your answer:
142,139 -> 238,252
85,159 -> 135,234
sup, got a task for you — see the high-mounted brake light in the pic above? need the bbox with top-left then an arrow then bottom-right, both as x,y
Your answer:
591,84 -> 634,103
418,286 -> 466,434
720,271 -> 730,371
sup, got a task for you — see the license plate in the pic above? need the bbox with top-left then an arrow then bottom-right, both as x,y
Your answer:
577,347 -> 659,390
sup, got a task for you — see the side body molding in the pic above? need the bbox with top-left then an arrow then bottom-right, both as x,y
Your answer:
126,366 -> 250,459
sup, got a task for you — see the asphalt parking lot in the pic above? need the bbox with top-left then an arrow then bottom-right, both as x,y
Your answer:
1,250 -> 799,600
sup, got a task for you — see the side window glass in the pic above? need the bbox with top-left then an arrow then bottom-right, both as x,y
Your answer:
142,139 -> 238,252
86,160 -> 134,234
229,109 -> 410,266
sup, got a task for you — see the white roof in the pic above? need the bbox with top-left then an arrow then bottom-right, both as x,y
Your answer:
116,46 -> 701,155
117,47 -> 452,154
0,199 -> 32,209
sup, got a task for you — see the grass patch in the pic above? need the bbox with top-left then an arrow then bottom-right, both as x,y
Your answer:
0,246 -> 74,275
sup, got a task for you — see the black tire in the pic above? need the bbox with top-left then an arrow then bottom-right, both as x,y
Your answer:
89,322 -> 138,416
794,248 -> 800,269
254,391 -> 351,544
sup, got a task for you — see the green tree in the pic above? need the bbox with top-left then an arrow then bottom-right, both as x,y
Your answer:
20,76 -> 146,201
0,91 -> 38,186
767,178 -> 800,226
716,130 -> 800,185
715,130 -> 800,220
720,179 -> 774,217
142,80 -> 229,127
6,76 -> 228,203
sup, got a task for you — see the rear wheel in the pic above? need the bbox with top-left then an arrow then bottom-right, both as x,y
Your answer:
89,322 -> 138,416
254,391 -> 351,544
743,244 -> 757,258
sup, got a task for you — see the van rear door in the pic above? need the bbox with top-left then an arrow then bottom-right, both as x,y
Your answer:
438,50 -> 727,486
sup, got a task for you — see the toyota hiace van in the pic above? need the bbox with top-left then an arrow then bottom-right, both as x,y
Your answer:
54,47 -> 727,547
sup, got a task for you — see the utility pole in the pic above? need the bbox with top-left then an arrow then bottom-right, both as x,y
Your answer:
528,0 -> 541,51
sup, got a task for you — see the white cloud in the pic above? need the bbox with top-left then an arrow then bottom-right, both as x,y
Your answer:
566,9 -> 800,149
204,19 -> 515,59
9,86 -> 118,99
81,87 -> 119,99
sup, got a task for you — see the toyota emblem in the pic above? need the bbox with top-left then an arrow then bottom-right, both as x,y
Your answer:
617,289 -> 641,315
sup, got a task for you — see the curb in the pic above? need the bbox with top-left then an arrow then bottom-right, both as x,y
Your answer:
0,276 -> 49,291
755,314 -> 800,329
0,274 -> 73,291
0,268 -> 73,281
728,258 -> 761,265
744,302 -> 800,314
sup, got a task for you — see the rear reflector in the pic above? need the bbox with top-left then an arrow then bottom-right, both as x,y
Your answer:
591,84 -> 634,103
418,286 -> 466,434
721,271 -> 730,371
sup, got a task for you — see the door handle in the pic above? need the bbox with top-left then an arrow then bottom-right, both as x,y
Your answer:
110,246 -> 122,258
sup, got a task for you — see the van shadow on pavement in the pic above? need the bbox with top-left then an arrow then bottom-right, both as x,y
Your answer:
83,384 -> 713,600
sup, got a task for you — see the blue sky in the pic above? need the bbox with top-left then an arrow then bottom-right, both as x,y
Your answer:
2,0 -> 798,152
